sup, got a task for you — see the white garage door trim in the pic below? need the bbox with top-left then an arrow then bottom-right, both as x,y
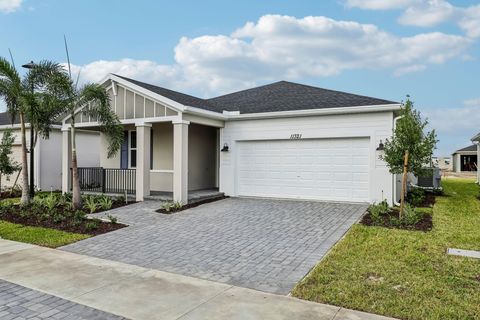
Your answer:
235,137 -> 370,202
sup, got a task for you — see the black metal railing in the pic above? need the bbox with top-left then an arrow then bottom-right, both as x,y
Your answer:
71,167 -> 136,194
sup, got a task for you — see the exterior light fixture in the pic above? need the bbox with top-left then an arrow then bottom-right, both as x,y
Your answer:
376,140 -> 385,151
221,143 -> 229,152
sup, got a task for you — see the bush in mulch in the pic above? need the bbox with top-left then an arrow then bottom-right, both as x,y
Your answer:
406,187 -> 439,208
0,193 -> 128,236
361,200 -> 432,231
156,195 -> 228,214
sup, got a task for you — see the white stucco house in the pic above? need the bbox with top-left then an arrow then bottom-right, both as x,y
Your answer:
61,74 -> 402,204
470,133 -> 480,182
0,112 -> 100,191
452,144 -> 478,173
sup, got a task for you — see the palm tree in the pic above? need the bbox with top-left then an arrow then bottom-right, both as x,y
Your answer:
50,72 -> 123,208
0,58 -> 67,204
0,57 -> 29,203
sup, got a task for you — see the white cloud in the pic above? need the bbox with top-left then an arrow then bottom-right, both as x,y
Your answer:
398,0 -> 456,27
347,0 -> 480,38
0,0 -> 21,13
345,0 -> 419,10
70,15 -> 472,96
425,99 -> 480,135
464,97 -> 480,106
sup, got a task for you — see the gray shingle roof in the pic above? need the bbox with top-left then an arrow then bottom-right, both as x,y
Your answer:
114,75 -> 398,115
454,145 -> 477,153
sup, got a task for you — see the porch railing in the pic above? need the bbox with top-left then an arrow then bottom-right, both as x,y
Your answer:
71,167 -> 136,195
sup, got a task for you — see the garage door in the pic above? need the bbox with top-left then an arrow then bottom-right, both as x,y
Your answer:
237,138 -> 370,202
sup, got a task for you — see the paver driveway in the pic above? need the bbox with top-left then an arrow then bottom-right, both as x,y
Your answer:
61,198 -> 367,294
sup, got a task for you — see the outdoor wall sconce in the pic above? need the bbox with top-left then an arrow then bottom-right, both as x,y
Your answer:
221,143 -> 229,152
376,140 -> 385,151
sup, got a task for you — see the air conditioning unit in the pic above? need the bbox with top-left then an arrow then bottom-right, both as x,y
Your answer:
417,168 -> 441,189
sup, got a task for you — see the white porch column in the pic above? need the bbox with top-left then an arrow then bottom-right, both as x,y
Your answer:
61,128 -> 71,193
135,123 -> 151,201
173,120 -> 189,204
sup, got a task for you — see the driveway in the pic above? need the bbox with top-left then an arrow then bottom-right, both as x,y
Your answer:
61,198 -> 367,294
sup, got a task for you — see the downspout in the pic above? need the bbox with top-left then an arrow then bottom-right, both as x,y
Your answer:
392,115 -> 404,205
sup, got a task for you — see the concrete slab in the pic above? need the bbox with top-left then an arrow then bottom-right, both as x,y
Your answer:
334,308 -> 396,320
0,238 -> 35,255
178,285 -> 339,320
447,248 -> 480,259
0,240 -> 397,320
71,269 -> 232,320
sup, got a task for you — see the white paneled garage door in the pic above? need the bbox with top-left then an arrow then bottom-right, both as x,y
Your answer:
237,138 -> 370,202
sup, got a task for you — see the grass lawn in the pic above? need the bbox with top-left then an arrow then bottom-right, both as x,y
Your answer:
292,178 -> 480,320
0,221 -> 90,248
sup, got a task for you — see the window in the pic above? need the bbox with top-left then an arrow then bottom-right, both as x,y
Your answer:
129,131 -> 137,168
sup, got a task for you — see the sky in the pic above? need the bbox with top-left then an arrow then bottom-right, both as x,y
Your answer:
0,0 -> 479,156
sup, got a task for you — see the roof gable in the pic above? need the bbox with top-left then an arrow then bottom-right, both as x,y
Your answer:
454,144 -> 477,153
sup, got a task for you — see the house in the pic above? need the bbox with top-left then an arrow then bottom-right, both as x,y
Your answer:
0,112 -> 100,191
61,74 -> 402,204
471,133 -> 480,182
452,145 -> 478,173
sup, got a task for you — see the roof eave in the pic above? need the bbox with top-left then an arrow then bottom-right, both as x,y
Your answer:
224,103 -> 402,120
471,132 -> 480,142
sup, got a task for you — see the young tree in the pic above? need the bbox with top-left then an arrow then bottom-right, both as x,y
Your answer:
0,58 -> 65,203
381,97 -> 437,215
50,72 -> 123,209
0,128 -> 20,192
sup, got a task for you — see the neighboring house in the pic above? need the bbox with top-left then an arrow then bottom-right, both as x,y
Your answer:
0,112 -> 100,191
452,145 -> 478,173
471,133 -> 480,183
61,74 -> 402,204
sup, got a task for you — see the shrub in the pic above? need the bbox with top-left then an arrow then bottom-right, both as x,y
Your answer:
161,201 -> 173,212
85,219 -> 101,231
98,196 -> 113,210
84,196 -> 98,214
368,200 -> 390,225
160,201 -> 183,213
52,212 -> 66,224
43,193 -> 58,211
391,204 -> 423,227
407,187 -> 426,207
107,215 -> 118,224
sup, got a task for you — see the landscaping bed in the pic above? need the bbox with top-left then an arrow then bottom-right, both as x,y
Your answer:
0,193 -> 127,237
361,207 -> 432,231
360,187 -> 436,231
292,178 -> 480,320
156,195 -> 228,214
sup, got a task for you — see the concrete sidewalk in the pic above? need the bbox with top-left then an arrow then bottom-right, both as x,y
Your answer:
0,239 -> 395,320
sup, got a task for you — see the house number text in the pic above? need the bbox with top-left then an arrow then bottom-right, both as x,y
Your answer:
290,134 -> 302,140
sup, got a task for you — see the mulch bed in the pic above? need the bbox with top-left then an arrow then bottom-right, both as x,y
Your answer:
361,209 -> 433,231
156,195 -> 228,214
0,206 -> 126,236
418,192 -> 436,207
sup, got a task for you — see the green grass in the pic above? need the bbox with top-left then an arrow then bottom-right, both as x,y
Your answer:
0,221 -> 89,248
292,178 -> 480,320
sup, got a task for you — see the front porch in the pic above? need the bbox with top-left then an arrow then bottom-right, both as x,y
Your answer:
62,74 -> 224,204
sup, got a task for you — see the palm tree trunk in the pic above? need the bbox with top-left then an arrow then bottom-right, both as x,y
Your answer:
19,112 -> 30,204
71,124 -> 82,209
